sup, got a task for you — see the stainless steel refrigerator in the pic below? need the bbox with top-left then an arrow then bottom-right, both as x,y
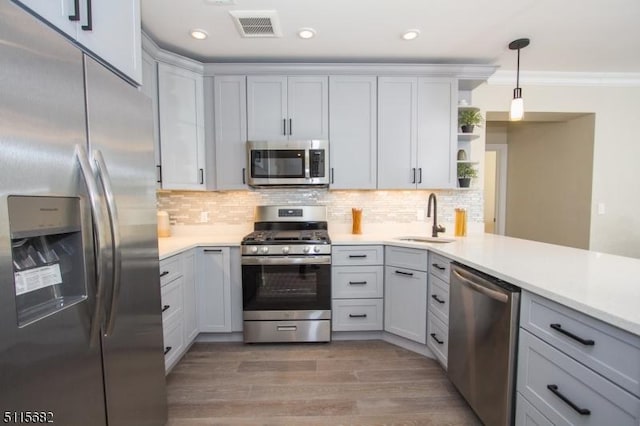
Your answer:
0,1 -> 167,425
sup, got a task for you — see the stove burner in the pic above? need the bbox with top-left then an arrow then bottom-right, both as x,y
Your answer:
242,229 -> 330,245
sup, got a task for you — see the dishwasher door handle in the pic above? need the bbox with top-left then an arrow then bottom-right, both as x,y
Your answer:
452,270 -> 509,303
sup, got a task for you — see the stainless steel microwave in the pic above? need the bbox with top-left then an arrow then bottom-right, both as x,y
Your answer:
246,140 -> 329,187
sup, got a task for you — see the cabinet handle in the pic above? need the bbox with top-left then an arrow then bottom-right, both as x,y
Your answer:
549,323 -> 595,346
242,167 -> 246,184
349,314 -> 367,318
432,264 -> 446,271
277,326 -> 297,332
199,168 -> 204,184
159,271 -> 170,277
81,0 -> 92,31
283,119 -> 287,135
418,167 -> 423,184
162,304 -> 170,312
156,165 -> 162,183
411,168 -> 416,184
204,249 -> 222,253
331,168 -> 335,184
289,118 -> 292,135
69,0 -> 80,21
546,384 -> 591,415
348,281 -> 368,285
431,294 -> 446,304
348,254 -> 367,259
395,270 -> 414,277
430,333 -> 444,345
164,346 -> 172,355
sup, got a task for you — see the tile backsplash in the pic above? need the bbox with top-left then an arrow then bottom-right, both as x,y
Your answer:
157,188 -> 483,228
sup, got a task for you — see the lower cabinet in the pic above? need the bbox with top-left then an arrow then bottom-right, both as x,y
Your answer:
333,299 -> 383,331
384,246 -> 428,344
426,252 -> 452,368
196,247 -> 232,332
182,250 -> 198,343
160,253 -> 186,373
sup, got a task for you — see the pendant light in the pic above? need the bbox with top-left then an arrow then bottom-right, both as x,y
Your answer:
508,38 -> 530,121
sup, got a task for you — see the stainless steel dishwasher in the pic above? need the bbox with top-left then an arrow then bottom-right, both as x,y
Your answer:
448,262 -> 520,426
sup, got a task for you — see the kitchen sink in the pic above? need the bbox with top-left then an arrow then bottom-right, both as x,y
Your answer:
396,236 -> 455,244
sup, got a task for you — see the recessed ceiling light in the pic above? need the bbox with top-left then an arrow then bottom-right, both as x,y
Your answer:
297,28 -> 316,39
190,29 -> 208,40
402,29 -> 420,41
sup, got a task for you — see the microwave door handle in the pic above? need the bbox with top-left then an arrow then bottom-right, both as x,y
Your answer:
304,148 -> 310,179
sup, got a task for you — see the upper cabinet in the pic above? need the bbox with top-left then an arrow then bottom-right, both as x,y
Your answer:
15,0 -> 142,84
247,76 -> 328,141
329,76 -> 377,189
378,77 -> 456,189
157,62 -> 207,190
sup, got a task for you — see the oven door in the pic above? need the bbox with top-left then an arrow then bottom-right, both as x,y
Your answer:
242,255 -> 331,320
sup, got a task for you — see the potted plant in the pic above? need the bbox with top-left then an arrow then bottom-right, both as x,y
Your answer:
458,109 -> 483,133
457,162 -> 478,188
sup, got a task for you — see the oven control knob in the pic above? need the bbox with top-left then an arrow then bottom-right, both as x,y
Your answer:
250,246 -> 258,254
261,246 -> 269,254
303,246 -> 311,253
282,246 -> 290,254
313,246 -> 321,253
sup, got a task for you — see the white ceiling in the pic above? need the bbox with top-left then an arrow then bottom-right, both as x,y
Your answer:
141,0 -> 640,73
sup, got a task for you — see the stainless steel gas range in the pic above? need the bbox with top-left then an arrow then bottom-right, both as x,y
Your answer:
241,206 -> 331,343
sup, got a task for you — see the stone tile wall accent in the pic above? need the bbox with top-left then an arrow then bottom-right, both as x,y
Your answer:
157,189 -> 483,226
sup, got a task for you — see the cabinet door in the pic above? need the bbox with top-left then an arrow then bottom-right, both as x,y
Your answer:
182,250 -> 198,343
329,76 -> 377,189
247,75 -> 287,141
14,0 -> 78,38
75,0 -> 142,84
196,247 -> 231,332
384,266 -> 427,343
416,78 -> 456,188
229,247 -> 243,332
287,76 -> 328,140
214,76 -> 248,190
140,51 -> 161,188
377,77 -> 418,189
158,62 -> 206,190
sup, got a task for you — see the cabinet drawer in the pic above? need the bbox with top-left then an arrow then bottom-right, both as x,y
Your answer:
332,299 -> 383,331
332,265 -> 383,298
163,318 -> 184,373
429,253 -> 451,283
518,329 -> 640,426
521,291 -> 640,398
516,393 -> 553,426
428,275 -> 449,324
159,255 -> 182,287
427,312 -> 448,368
385,246 -> 428,271
332,245 -> 383,266
160,277 -> 183,324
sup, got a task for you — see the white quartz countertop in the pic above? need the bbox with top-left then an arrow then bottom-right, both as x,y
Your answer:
158,230 -> 640,337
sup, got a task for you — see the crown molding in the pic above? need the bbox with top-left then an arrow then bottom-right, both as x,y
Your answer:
142,32 -> 204,74
488,70 -> 640,87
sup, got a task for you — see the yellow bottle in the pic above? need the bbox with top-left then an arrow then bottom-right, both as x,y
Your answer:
454,208 -> 467,237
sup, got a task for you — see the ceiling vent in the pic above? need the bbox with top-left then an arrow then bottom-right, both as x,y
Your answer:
229,10 -> 282,38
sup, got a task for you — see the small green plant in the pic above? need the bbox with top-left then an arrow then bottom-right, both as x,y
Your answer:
457,162 -> 478,178
458,109 -> 483,127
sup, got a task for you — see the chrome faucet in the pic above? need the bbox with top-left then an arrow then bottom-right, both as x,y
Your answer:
427,193 -> 446,237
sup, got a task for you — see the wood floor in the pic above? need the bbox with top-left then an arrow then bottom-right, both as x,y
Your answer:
166,340 -> 481,425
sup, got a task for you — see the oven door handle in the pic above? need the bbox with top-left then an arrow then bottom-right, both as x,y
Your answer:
242,255 -> 331,265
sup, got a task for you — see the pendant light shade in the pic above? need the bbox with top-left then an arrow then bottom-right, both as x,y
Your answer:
508,38 -> 530,121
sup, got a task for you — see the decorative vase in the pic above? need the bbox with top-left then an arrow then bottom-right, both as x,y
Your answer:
457,149 -> 467,160
458,178 -> 471,188
460,125 -> 474,133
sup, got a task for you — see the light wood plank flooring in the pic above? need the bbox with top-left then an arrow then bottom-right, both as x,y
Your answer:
166,340 -> 481,425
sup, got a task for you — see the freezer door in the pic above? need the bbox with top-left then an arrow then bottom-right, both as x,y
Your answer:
0,1 -> 107,425
84,57 -> 167,426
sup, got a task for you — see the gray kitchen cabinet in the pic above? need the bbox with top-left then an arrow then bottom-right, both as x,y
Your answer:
14,0 -> 142,84
378,77 -> 456,189
426,252 -> 452,368
196,247 -> 232,333
515,393 -> 554,426
213,75 -> 248,190
229,247 -> 243,332
182,250 -> 198,343
247,75 -> 328,141
160,255 -> 184,373
517,291 -> 640,424
329,76 -> 377,189
158,62 -> 207,190
140,50 -> 161,188
384,246 -> 428,343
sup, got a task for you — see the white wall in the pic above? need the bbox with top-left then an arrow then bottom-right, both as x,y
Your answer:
474,83 -> 640,258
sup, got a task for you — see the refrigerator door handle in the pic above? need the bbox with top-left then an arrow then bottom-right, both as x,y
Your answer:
93,150 -> 122,337
75,145 -> 108,347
